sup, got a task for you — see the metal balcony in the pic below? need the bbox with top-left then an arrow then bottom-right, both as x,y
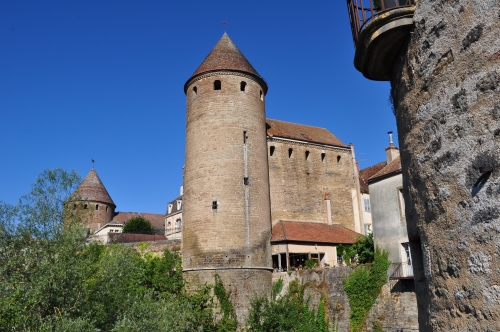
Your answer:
346,0 -> 416,80
389,262 -> 414,280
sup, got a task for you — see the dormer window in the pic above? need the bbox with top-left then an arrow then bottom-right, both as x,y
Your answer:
168,204 -> 173,214
214,80 -> 221,90
177,200 -> 182,210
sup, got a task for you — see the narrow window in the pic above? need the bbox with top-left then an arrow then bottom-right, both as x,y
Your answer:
240,81 -> 247,91
84,204 -> 88,209
193,86 -> 197,94
270,146 -> 275,156
214,80 -> 221,90
260,90 -> 263,101
288,148 -> 294,159
337,155 -> 341,165
73,204 -> 76,209
305,150 -> 310,160
106,206 -> 108,212
364,198 -> 371,212
95,204 -> 99,210
321,153 -> 326,163
212,201 -> 218,210
398,188 -> 406,218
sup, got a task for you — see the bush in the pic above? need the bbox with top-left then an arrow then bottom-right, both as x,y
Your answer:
305,259 -> 319,269
122,216 -> 156,234
343,247 -> 391,332
245,278 -> 330,332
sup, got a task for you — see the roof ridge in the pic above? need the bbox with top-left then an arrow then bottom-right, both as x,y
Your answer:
280,220 -> 288,241
266,118 -> 328,131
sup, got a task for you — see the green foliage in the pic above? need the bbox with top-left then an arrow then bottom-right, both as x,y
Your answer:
353,233 -> 375,264
305,259 -> 319,269
343,247 -> 391,332
337,233 -> 375,265
271,277 -> 284,301
245,279 -> 330,332
213,274 -> 237,331
0,169 -> 236,332
337,244 -> 356,265
122,216 -> 156,234
373,321 -> 384,332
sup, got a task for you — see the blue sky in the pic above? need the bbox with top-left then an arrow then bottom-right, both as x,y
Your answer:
0,1 -> 398,214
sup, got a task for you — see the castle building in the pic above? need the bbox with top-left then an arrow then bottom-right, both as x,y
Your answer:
182,33 -> 273,323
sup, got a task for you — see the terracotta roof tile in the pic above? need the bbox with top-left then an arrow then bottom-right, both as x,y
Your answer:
70,169 -> 115,206
140,213 -> 165,229
112,212 -> 165,230
271,221 -> 361,244
368,156 -> 402,182
359,161 -> 387,193
112,212 -> 139,224
185,33 -> 266,93
266,119 -> 347,147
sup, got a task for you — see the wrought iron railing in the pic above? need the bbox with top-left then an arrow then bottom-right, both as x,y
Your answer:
346,0 -> 416,46
389,262 -> 414,279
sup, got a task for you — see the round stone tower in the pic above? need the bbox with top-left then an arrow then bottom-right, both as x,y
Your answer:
69,168 -> 116,233
182,33 -> 272,323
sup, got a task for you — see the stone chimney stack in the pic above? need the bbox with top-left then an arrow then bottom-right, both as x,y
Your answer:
385,131 -> 399,163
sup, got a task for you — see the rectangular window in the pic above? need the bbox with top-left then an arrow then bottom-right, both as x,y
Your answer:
364,198 -> 371,212
402,242 -> 412,265
398,188 -> 405,219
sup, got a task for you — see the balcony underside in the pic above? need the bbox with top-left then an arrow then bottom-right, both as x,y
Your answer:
354,7 -> 415,81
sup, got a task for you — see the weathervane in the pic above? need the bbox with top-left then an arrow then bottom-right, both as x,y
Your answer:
92,159 -> 95,170
222,21 -> 227,32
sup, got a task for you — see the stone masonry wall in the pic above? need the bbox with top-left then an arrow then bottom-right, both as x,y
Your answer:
274,268 -> 418,331
391,0 -> 500,330
268,139 -> 357,231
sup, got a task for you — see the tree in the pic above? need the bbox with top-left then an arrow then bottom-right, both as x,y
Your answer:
122,216 -> 156,234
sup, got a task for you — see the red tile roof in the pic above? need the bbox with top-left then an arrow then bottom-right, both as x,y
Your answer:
140,213 -> 166,229
368,156 -> 402,182
359,161 -> 387,193
271,221 -> 361,244
112,212 -> 140,224
112,212 -> 165,229
70,169 -> 115,206
185,33 -> 266,93
266,119 -> 347,147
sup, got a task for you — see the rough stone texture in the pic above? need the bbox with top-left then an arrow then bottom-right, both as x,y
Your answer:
267,139 -> 358,230
366,280 -> 419,332
390,0 -> 500,330
124,239 -> 182,255
183,70 -> 272,324
274,269 -> 418,331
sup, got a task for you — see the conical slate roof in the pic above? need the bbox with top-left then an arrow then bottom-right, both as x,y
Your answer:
184,33 -> 267,93
70,169 -> 115,206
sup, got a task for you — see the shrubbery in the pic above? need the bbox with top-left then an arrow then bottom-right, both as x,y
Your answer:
343,247 -> 391,332
0,169 -> 235,331
245,278 -> 331,332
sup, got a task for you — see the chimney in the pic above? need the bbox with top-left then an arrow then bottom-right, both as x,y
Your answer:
325,194 -> 332,225
385,131 -> 400,163
180,185 -> 184,196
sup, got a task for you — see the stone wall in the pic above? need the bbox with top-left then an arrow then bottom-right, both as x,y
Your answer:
268,139 -> 357,231
123,239 -> 182,255
274,268 -> 418,331
391,0 -> 500,329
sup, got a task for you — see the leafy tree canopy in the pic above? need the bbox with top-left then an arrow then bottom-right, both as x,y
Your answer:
122,216 -> 156,234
